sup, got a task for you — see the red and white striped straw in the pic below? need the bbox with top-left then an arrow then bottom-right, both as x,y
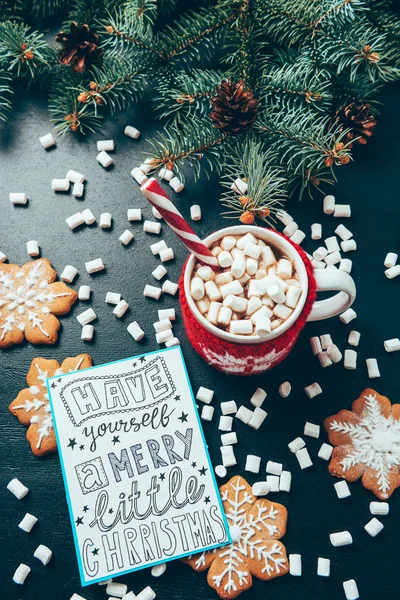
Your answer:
140,177 -> 219,268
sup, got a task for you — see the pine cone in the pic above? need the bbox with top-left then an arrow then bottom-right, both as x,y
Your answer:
336,102 -> 377,147
209,80 -> 259,136
55,22 -> 102,73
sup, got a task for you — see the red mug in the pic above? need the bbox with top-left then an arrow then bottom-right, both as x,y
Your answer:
179,225 -> 356,375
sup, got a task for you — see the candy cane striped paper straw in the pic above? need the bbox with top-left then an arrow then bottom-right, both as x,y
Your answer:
140,178 -> 219,268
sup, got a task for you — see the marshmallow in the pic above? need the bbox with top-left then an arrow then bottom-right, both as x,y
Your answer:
334,204 -> 351,218
224,294 -> 247,313
340,258 -> 353,273
277,258 -> 292,279
230,320 -> 253,335
72,182 -> 84,197
0,251 -> 6,262
323,194 -> 335,214
252,481 -> 270,496
261,245 -> 277,267
158,308 -> 176,321
81,324 -> 94,341
231,258 -> 246,279
207,301 -> 222,324
127,322 -> 145,341
318,443 -> 333,461
39,132 -> 56,148
266,461 -> 282,475
201,405 -> 214,421
325,250 -> 341,265
313,246 -> 328,261
152,265 -> 167,281
190,205 -> 201,221
304,382 -> 322,398
273,303 -> 292,320
245,454 -> 261,473
13,563 -> 31,584
19,512 -> 38,532
334,480 -> 351,499
236,232 -> 257,249
290,229 -> 305,244
248,407 -> 267,430
150,241 -> 168,256
279,381 -> 291,398
348,330 -> 360,346
162,280 -> 178,295
123,593 -> 137,600
384,252 -> 398,268
341,239 -> 357,252
244,242 -> 262,260
321,336 -> 333,352
97,139 -> 114,151
288,437 -> 305,453
340,308 -> 356,324
106,582 -> 128,597
267,284 -> 286,304
318,352 -> 333,368
144,220 -> 161,235
106,292 -> 121,304
127,208 -> 142,222
385,265 -> 400,279
191,277 -> 205,300
85,257 -> 104,274
370,502 -> 389,515
215,465 -> 227,478
296,447 -> 313,469
276,210 -> 293,225
51,178 -> 69,191
289,554 -> 302,576
119,230 -> 134,245
7,478 -> 29,499
82,208 -> 96,224
159,167 -> 174,181
124,125 -> 140,139
137,586 -> 156,600
61,265 -> 78,283
235,405 -> 253,424
325,236 -> 340,253
283,221 -> 298,236
221,432 -> 237,445
327,343 -> 342,363
165,336 -> 180,347
217,306 -> 232,327
144,284 -> 162,299
139,159 -> 155,174
366,358 -> 380,378
218,250 -> 233,268
131,167 -> 148,184
96,151 -> 113,168
250,387 -> 267,407
384,338 -> 400,352
153,319 -> 172,333
77,308 -> 96,325
151,562 -> 167,577
231,178 -> 248,194
310,336 -> 322,355
10,192 -> 28,205
27,240 -> 39,257
266,475 -> 279,492
221,445 -> 237,467
317,558 -> 330,577
34,544 -> 53,565
245,257 -> 258,276
335,224 -> 353,240
169,177 -> 184,193
280,470 -> 292,492
304,421 -> 320,438
196,386 -> 214,404
343,579 -> 359,600
113,300 -> 129,317
344,349 -> 357,370
197,266 -> 215,281
330,531 -> 352,546
66,169 -> 85,184
100,212 -> 112,228
311,223 -> 322,240
159,248 -> 175,263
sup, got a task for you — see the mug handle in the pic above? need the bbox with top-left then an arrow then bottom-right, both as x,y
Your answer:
307,269 -> 356,322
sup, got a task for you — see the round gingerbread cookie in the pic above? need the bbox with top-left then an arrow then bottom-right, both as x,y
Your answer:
183,475 -> 288,599
9,354 -> 92,456
0,258 -> 77,348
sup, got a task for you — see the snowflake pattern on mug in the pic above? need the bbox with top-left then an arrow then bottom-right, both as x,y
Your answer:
183,475 -> 288,599
0,258 -> 77,347
324,388 -> 400,499
9,355 -> 92,456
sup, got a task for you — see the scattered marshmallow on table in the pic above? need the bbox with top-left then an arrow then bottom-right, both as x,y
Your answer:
165,336 -> 180,347
221,445 -> 237,467
323,194 -> 335,214
221,400 -> 237,415
344,349 -> 357,370
343,579 -> 359,600
311,223 -> 322,240
72,182 -> 84,197
304,421 -> 320,438
201,405 -> 214,421
245,454 -> 261,473
296,447 -> 313,469
100,212 -> 112,229
122,593 -> 137,600
221,432 -> 237,445
215,465 -> 227,478
124,125 -> 140,139
250,387 -> 267,407
153,319 -> 172,333
85,258 -> 104,274
288,437 -> 305,453
152,265 -> 167,280
82,208 -> 96,224
34,544 -> 52,565
283,221 -> 298,236
318,443 -> 333,461
341,239 -> 357,253
190,204 -> 202,221
144,284 -> 162,299
39,132 -> 55,148
119,230 -> 134,245
159,167 -> 174,181
7,478 -> 29,499
61,265 -> 78,283
266,475 -> 279,492
340,258 -> 353,273
366,358 -> 380,378
51,178 -> 69,192
248,407 -> 267,430
348,330 -> 360,347
139,158 -> 155,174
196,386 -> 214,404
317,558 -> 330,577
370,502 -> 389,515
13,563 -> 31,584
279,382 -> 291,398
318,352 -> 333,368
276,210 -> 293,225
131,167 -> 148,185
162,280 -> 178,295
334,481 -> 351,499
151,562 -> 167,578
219,416 -> 233,431
137,586 -> 156,600
144,220 -> 161,235
18,512 -> 38,532
127,208 -> 142,221
97,139 -> 114,152
384,252 -> 398,268
252,481 -> 270,496
364,517 -> 384,537
81,324 -> 94,341
330,531 -> 353,546
327,344 -> 342,363
290,229 -> 305,245
66,169 -> 85,184
77,308 -> 96,326
280,471 -> 292,492
113,300 -> 129,318
235,405 -> 253,424
150,240 -> 168,256
0,250 -> 6,263
158,308 -> 175,321
106,292 -> 121,304
159,248 -> 175,263
27,240 -> 40,257
266,460 -> 282,475
310,336 -> 322,355
340,308 -> 357,324
127,321 -> 145,341
334,204 -> 351,218
385,265 -> 400,279
289,554 -> 302,576
106,581 -> 128,597
10,192 -> 28,205
384,337 -> 400,352
304,382 -> 322,398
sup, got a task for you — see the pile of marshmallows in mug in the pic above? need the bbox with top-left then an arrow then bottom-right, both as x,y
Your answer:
190,231 -> 302,336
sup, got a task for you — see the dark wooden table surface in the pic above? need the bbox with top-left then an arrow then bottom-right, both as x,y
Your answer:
1,84 -> 399,600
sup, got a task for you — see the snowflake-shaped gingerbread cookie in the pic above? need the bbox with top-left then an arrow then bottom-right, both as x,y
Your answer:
0,258 -> 77,348
9,354 -> 92,456
183,475 -> 288,599
324,388 -> 400,499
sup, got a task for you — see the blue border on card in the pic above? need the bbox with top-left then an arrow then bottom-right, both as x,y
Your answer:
47,346 -> 231,587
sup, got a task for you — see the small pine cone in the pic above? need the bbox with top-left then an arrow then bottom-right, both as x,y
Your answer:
240,211 -> 255,225
336,102 -> 377,146
209,80 -> 259,136
55,22 -> 102,73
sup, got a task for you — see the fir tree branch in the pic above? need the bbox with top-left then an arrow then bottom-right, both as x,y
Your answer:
49,70 -> 100,135
0,70 -> 13,121
63,0 -> 107,31
0,20 -> 54,79
101,8 -> 163,58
